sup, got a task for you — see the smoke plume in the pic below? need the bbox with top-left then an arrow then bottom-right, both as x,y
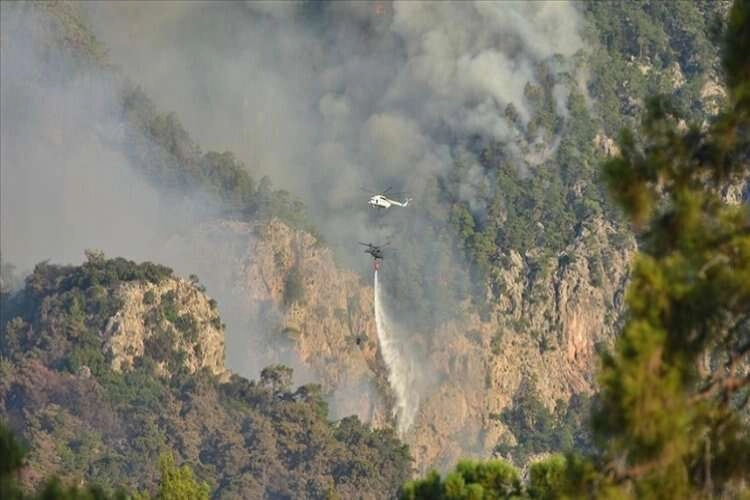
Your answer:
80,0 -> 585,244
2,0 -> 587,436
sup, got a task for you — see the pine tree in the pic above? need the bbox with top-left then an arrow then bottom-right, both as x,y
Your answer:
583,0 -> 750,496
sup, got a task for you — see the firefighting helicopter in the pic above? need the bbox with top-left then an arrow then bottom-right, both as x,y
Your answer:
362,187 -> 412,210
358,241 -> 390,271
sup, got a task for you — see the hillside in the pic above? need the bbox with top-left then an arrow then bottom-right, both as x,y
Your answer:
156,214 -> 633,473
159,219 -> 394,425
1,0 -> 745,489
0,255 -> 410,498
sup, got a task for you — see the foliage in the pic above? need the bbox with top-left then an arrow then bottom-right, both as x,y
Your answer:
283,265 -> 306,306
121,87 -> 309,230
2,420 -> 215,500
0,253 -> 175,377
526,455 -> 567,500
0,259 -> 412,498
435,0 -> 726,300
135,454 -> 209,500
496,379 -> 592,465
581,1 -> 750,495
406,3 -> 749,498
400,459 -> 522,500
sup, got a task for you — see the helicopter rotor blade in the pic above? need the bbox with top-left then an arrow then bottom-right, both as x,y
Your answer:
383,186 -> 393,195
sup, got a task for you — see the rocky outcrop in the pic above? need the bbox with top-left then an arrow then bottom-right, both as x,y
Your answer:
160,219 -> 391,426
159,216 -> 635,473
406,217 -> 633,472
103,278 -> 228,380
593,132 -> 620,157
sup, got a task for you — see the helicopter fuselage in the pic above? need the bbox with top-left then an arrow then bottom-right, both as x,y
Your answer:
367,194 -> 410,209
365,248 -> 384,260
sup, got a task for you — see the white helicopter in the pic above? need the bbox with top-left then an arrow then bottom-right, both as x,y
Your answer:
362,187 -> 412,209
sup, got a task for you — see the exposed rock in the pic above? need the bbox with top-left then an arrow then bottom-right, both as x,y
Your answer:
701,79 -> 727,115
159,216 -> 635,473
721,180 -> 749,205
160,219 -> 391,427
405,217 -> 634,472
669,62 -> 686,89
593,132 -> 620,157
103,278 -> 228,380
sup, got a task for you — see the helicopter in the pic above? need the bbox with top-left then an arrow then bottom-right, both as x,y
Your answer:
362,187 -> 412,209
358,241 -> 390,271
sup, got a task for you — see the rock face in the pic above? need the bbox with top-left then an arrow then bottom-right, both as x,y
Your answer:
160,216 -> 635,473
160,219 -> 391,426
406,217 -> 633,472
104,278 -> 228,380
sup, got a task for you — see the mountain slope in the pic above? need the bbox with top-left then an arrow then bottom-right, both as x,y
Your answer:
0,256 -> 410,499
1,0 -> 738,480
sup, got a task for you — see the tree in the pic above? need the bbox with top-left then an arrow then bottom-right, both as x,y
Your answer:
402,2 -> 750,497
260,364 -> 294,395
583,1 -> 750,495
0,421 -> 25,500
283,265 -> 306,306
527,455 -> 566,500
400,459 -> 522,500
1,420 -> 129,499
135,454 -> 209,500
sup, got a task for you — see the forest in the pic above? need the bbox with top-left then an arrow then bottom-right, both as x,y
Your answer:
1,0 -> 749,498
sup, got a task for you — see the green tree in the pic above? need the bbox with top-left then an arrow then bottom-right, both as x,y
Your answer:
260,364 -> 294,395
1,421 -> 25,500
138,454 -> 209,500
578,1 -> 750,496
400,459 -> 522,500
527,455 -> 566,500
1,420 -> 129,499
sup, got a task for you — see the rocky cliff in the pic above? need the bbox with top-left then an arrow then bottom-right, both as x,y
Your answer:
406,217 -> 634,472
160,219 -> 393,426
104,277 -> 227,380
159,216 -> 634,473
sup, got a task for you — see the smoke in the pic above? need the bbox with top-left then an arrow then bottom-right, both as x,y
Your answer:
2,0 -> 587,437
76,0 -> 585,433
79,1 -> 585,235
0,3 -> 304,387
0,3 -> 207,273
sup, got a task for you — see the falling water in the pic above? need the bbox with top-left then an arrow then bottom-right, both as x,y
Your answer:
374,270 -> 418,435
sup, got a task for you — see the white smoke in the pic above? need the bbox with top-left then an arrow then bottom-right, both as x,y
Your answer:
0,3 -> 210,272
80,0 -> 586,237
71,0 -> 585,429
3,0 -> 589,436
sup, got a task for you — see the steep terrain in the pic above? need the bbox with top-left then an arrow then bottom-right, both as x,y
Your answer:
1,0 -> 739,486
156,215 -> 633,472
104,277 -> 227,379
160,219 -> 393,426
0,256 -> 411,498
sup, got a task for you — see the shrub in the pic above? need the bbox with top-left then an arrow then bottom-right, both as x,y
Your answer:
161,291 -> 179,323
283,266 -> 305,306
174,314 -> 199,342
